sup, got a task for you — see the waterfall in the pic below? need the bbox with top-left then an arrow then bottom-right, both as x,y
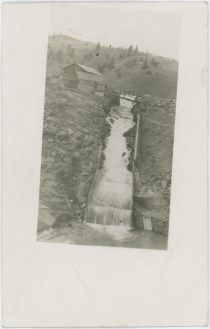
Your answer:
86,96 -> 135,227
87,206 -> 132,226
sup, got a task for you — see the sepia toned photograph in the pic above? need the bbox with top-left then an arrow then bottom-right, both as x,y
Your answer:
37,3 -> 181,249
3,2 -> 208,326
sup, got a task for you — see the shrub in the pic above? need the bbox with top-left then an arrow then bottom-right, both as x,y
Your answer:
150,57 -> 159,67
102,92 -> 120,114
142,56 -> 149,70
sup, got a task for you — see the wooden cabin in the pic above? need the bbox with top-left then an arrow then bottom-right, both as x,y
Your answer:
60,63 -> 105,96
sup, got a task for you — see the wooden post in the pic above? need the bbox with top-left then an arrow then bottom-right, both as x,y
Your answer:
134,114 -> 140,162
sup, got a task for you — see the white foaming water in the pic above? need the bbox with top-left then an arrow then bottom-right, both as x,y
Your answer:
87,223 -> 134,241
86,97 -> 135,226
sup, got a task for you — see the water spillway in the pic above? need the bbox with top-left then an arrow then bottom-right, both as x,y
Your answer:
86,96 -> 135,226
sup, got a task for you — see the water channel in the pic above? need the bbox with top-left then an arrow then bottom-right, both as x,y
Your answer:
86,96 -> 135,227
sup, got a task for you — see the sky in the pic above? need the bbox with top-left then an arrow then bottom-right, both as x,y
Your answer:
49,3 -> 181,60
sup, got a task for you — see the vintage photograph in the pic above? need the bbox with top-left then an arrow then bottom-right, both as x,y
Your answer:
37,3 -> 181,249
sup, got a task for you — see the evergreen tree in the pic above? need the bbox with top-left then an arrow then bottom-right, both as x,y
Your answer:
142,55 -> 149,70
150,57 -> 159,67
95,42 -> 101,53
119,49 -> 126,60
128,45 -> 134,57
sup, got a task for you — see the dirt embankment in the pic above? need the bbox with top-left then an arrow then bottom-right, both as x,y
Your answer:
127,96 -> 176,235
38,86 -> 109,232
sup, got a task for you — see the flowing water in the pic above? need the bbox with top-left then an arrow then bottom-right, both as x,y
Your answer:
86,97 -> 135,227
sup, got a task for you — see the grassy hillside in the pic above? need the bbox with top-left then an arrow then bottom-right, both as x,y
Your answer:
38,87 -> 107,232
46,34 -> 178,98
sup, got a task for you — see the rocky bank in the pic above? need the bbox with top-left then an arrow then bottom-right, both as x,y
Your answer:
38,85 -> 109,232
127,95 -> 176,235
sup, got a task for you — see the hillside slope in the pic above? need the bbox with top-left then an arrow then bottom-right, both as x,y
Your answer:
38,86 -> 106,232
46,34 -> 178,98
132,96 -> 176,235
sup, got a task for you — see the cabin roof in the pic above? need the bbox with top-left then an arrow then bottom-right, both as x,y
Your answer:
77,64 -> 102,76
63,63 -> 102,76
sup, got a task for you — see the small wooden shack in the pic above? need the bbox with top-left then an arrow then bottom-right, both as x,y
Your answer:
60,63 -> 105,96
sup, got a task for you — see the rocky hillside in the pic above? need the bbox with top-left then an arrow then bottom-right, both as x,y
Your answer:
38,86 -> 107,232
131,96 -> 176,235
46,34 -> 178,98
